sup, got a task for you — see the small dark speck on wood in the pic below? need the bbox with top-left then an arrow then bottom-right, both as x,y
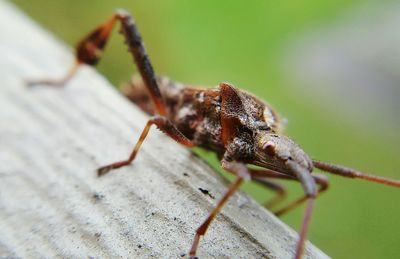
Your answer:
92,192 -> 105,201
198,187 -> 215,199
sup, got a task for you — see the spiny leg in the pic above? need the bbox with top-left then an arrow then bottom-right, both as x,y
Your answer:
189,160 -> 250,258
98,115 -> 193,176
313,160 -> 400,188
28,9 -> 166,116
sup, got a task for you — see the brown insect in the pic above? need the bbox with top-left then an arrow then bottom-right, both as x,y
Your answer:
28,10 -> 400,259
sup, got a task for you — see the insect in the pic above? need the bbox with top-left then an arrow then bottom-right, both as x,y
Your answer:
28,10 -> 400,259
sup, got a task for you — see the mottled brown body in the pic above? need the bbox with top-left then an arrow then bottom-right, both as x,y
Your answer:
126,76 -> 313,177
29,9 -> 400,259
126,76 -> 283,160
127,77 -> 227,154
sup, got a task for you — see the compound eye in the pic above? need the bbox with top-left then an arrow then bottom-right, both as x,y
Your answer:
262,141 -> 276,156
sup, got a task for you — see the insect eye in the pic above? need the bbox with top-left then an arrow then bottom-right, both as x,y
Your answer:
262,141 -> 275,156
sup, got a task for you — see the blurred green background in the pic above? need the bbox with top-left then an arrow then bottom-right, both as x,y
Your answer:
13,1 -> 400,258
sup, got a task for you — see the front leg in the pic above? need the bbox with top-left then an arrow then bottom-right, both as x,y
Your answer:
189,160 -> 250,258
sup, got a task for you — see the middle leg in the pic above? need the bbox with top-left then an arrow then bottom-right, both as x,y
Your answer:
98,115 -> 194,176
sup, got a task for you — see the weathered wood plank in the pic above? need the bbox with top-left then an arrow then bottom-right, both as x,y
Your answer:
0,2 -> 329,258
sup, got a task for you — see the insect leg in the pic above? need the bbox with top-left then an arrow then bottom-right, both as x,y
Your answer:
284,160 -> 317,259
237,167 -> 328,212
26,60 -> 81,87
242,164 -> 323,259
313,160 -> 400,187
27,13 -> 117,87
253,178 -> 287,209
97,115 -> 194,176
28,10 -> 167,116
273,174 -> 328,216
189,160 -> 249,258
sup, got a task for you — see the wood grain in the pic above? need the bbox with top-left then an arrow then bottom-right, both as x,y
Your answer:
0,2 -> 329,258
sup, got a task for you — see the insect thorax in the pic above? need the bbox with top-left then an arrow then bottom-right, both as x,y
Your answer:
125,75 -> 283,159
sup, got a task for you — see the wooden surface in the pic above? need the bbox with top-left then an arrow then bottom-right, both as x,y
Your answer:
0,2 -> 329,258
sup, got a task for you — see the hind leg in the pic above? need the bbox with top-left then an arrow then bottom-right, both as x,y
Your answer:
28,10 -> 167,116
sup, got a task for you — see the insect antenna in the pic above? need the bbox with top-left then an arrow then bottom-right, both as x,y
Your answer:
313,160 -> 400,188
